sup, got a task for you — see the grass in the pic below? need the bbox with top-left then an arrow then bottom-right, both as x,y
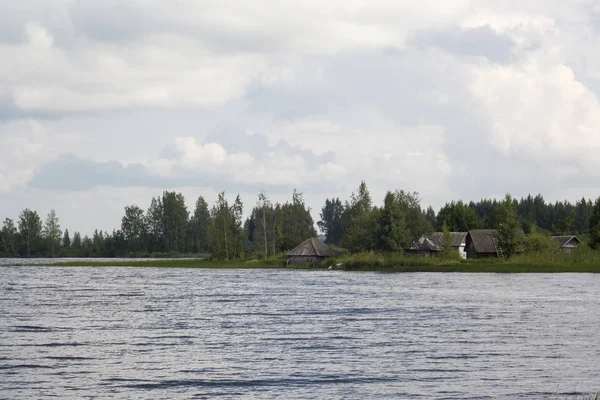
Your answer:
13,247 -> 600,272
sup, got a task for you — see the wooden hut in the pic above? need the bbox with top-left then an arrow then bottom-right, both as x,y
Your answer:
286,238 -> 335,265
553,235 -> 581,251
405,236 -> 443,257
427,232 -> 468,259
465,229 -> 524,259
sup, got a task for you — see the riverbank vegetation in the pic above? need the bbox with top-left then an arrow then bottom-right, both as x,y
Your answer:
2,181 -> 600,266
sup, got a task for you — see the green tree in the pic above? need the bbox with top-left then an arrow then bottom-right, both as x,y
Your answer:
495,194 -> 521,258
161,191 -> 189,253
522,226 -> 557,253
589,198 -> 600,250
441,221 -> 455,258
436,201 -> 481,232
1,218 -> 19,256
394,190 -> 432,240
72,231 -> 82,250
377,191 -> 410,252
121,205 -> 146,256
189,196 -> 210,253
145,196 -> 164,252
18,209 -> 43,257
318,198 -> 344,245
42,209 -> 62,257
278,190 -> 317,251
62,229 -> 71,248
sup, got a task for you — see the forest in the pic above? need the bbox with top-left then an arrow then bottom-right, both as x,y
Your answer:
1,181 -> 600,259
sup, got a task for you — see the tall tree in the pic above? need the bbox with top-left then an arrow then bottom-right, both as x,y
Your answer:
189,196 -> 210,253
495,194 -> 521,258
318,198 -> 344,245
18,209 -> 43,257
62,229 -> 71,248
1,218 -> 19,256
436,201 -> 480,232
377,191 -> 409,252
589,198 -> 600,250
72,231 -> 82,249
121,205 -> 146,256
211,192 -> 232,259
255,191 -> 272,258
42,209 -> 62,257
161,191 -> 189,252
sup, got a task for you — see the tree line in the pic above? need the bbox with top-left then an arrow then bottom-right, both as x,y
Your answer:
2,182 -> 600,258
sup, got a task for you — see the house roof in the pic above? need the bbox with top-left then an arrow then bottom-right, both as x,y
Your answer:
428,232 -> 468,247
467,229 -> 525,254
286,238 -> 336,257
552,235 -> 581,248
408,236 -> 443,252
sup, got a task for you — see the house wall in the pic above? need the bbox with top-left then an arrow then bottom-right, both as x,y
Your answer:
457,245 -> 467,259
465,242 -> 496,259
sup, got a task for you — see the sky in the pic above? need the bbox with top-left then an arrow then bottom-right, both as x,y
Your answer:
2,0 -> 600,235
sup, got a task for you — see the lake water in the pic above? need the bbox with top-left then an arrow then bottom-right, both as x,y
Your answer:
1,266 -> 599,399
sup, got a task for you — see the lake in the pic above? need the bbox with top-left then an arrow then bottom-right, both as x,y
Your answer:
1,266 -> 599,399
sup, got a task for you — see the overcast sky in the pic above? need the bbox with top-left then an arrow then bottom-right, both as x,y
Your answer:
2,0 -> 600,234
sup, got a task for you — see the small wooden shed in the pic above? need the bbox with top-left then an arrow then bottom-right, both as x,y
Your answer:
553,235 -> 581,251
427,232 -> 468,259
405,236 -> 443,257
286,238 -> 336,265
465,229 -> 525,259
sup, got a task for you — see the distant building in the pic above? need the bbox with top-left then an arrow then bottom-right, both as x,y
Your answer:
405,236 -> 443,257
427,232 -> 468,259
286,238 -> 336,265
553,235 -> 582,251
465,229 -> 525,259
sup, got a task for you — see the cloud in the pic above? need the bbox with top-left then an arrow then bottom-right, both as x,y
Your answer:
410,25 -> 515,63
2,0 -> 600,234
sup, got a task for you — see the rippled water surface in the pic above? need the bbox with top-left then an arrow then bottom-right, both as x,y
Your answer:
1,267 -> 599,399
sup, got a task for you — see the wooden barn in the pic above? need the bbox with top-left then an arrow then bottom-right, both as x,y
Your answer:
465,229 -> 525,259
553,235 -> 582,251
427,232 -> 468,259
286,238 -> 336,265
405,236 -> 443,257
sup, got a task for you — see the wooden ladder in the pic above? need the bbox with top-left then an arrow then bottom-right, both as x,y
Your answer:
492,237 -> 504,259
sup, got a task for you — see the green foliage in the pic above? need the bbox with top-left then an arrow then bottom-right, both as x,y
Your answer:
18,209 -> 43,257
589,198 -> 600,250
436,200 -> 481,231
1,218 -> 19,256
522,227 -> 557,253
318,197 -> 344,245
62,229 -> 71,248
496,194 -> 521,259
121,205 -> 146,256
42,210 -> 62,257
377,191 -> 410,252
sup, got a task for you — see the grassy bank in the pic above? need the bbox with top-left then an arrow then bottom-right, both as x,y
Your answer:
15,247 -> 600,272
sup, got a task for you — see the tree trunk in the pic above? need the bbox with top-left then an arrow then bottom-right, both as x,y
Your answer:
262,207 -> 268,258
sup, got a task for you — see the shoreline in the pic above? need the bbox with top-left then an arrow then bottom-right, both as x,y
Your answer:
7,258 -> 600,273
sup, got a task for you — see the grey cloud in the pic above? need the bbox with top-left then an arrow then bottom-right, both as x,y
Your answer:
410,25 -> 515,63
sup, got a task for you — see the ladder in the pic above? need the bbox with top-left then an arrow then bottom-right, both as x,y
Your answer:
492,237 -> 504,259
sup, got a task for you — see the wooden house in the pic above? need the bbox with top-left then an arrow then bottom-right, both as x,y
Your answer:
427,232 -> 468,259
553,235 -> 581,251
286,238 -> 336,265
465,229 -> 525,259
405,236 -> 443,257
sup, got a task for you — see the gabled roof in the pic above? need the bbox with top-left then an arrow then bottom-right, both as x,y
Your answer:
467,229 -> 525,254
408,236 -> 443,252
552,235 -> 582,248
287,238 -> 336,257
428,232 -> 468,247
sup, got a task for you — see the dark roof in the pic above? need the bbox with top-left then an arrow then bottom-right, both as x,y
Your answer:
553,235 -> 581,248
467,229 -> 525,254
287,238 -> 336,257
428,232 -> 468,247
408,236 -> 443,252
